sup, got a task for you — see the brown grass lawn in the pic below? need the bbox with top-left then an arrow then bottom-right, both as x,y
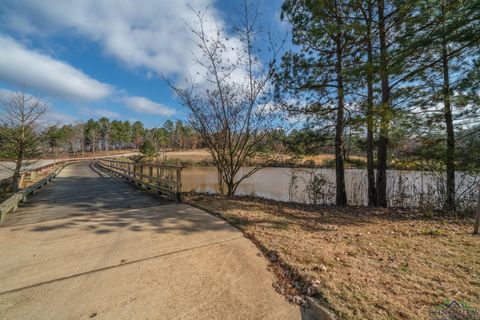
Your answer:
166,148 -> 365,167
185,195 -> 480,320
165,149 -> 212,163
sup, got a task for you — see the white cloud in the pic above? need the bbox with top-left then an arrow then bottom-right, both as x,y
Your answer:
0,35 -> 113,101
47,111 -> 77,125
123,96 -> 175,116
0,0 -> 272,117
1,0 -> 226,79
0,0 -> 262,90
90,109 -> 121,119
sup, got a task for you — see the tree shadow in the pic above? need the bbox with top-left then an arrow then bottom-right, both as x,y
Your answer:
188,194 -> 443,234
3,165 -> 234,236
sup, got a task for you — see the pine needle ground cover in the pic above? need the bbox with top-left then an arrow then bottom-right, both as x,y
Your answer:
186,195 -> 480,319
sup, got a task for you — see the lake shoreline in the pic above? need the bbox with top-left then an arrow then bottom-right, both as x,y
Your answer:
180,166 -> 479,211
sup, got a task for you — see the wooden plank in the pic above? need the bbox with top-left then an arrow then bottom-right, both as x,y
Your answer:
99,163 -> 178,186
97,160 -> 183,202
102,159 -> 183,169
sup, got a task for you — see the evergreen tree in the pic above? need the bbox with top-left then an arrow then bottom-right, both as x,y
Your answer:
279,0 -> 359,205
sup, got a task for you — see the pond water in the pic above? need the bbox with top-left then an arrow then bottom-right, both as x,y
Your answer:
181,166 -> 479,209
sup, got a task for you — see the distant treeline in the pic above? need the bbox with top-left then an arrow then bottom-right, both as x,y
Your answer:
3,113 -> 478,172
39,118 -> 480,171
42,118 -> 201,156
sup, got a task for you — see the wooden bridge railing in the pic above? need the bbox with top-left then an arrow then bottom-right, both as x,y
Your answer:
0,163 -> 68,224
96,159 -> 183,202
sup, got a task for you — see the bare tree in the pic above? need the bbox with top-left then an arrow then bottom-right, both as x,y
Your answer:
0,90 -> 48,191
166,1 -> 284,196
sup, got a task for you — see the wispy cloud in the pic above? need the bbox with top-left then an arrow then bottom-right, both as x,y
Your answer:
0,0 -> 268,121
90,109 -> 121,119
47,111 -> 77,125
0,35 -> 113,101
123,96 -> 175,116
0,0 -> 246,84
0,36 -> 176,120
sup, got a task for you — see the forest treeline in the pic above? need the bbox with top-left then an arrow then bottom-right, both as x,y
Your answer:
6,115 -> 479,173
40,118 -> 200,155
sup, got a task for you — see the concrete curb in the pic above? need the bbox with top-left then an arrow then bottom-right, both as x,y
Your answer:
305,297 -> 338,320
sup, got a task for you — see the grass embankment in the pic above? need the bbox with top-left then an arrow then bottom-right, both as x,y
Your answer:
185,195 -> 480,320
164,148 -> 366,168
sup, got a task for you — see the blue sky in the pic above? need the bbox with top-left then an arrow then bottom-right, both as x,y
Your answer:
0,0 -> 287,128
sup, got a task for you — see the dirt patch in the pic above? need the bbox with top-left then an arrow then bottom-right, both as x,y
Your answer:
185,195 -> 480,320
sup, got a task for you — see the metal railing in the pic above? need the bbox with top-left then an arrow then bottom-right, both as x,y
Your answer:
96,159 -> 183,202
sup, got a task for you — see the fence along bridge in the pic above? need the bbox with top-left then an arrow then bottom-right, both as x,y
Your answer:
0,161 -> 301,319
96,159 -> 183,202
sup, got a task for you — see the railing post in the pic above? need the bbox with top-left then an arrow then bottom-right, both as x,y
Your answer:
94,159 -> 183,203
18,173 -> 26,189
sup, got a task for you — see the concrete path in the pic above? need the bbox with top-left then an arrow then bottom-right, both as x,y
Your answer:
0,162 -> 305,319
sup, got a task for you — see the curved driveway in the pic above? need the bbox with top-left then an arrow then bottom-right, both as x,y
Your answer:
0,162 -> 304,319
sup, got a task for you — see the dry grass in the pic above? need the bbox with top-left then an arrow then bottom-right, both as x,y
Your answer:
165,148 -> 366,167
301,154 -> 365,166
165,149 -> 212,163
186,195 -> 480,320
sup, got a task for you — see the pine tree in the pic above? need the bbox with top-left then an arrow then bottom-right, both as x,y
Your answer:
279,0 -> 360,206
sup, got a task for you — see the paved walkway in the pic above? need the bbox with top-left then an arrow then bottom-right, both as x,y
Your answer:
0,162 -> 304,319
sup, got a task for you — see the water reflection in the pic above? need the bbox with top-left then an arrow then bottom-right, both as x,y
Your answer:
182,166 -> 479,209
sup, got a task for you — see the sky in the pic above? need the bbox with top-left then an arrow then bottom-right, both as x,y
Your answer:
0,0 -> 287,128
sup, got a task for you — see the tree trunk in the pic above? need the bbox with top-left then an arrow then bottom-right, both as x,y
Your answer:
366,0 -> 377,206
226,183 -> 234,197
474,187 -> 480,234
334,29 -> 347,206
11,148 -> 24,192
442,1 -> 456,212
217,168 -> 225,196
376,0 -> 389,207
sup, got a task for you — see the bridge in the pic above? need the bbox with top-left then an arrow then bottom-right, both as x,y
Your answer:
0,162 -> 306,319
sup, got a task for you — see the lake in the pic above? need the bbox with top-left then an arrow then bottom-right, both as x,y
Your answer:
181,166 -> 479,209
